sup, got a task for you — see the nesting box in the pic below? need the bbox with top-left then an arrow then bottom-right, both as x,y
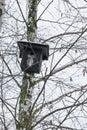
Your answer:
17,41 -> 49,74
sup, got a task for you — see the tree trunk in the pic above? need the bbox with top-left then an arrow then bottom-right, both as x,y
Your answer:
0,0 -> 5,30
27,0 -> 37,41
17,0 -> 37,130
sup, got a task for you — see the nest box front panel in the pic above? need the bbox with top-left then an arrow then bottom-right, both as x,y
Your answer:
21,49 -> 42,73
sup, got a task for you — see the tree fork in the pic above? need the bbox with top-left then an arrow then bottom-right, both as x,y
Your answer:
17,0 -> 37,130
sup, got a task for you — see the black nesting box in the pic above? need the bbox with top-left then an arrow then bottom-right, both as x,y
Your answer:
17,41 -> 49,74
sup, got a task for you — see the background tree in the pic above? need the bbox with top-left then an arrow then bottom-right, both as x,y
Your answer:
0,0 -> 5,29
0,0 -> 87,130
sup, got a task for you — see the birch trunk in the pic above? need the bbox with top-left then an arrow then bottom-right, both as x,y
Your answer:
17,0 -> 37,130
